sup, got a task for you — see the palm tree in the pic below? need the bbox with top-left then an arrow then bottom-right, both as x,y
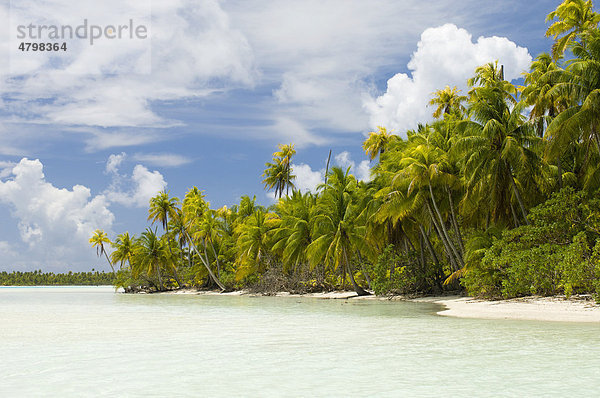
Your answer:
520,53 -> 568,187
181,188 -> 226,290
271,191 -> 316,273
148,190 -> 183,286
546,0 -> 600,59
458,64 -> 543,226
393,142 -> 463,271
429,86 -> 467,119
363,126 -> 397,162
262,144 -> 296,198
133,228 -> 171,290
89,229 -> 115,275
110,232 -> 135,270
148,190 -> 180,234
307,167 -> 371,295
235,208 -> 278,280
546,29 -> 600,192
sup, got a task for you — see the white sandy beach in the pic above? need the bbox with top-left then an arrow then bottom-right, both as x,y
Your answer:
425,296 -> 600,323
161,289 -> 600,322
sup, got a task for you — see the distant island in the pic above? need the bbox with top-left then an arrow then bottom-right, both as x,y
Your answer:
0,270 -> 115,286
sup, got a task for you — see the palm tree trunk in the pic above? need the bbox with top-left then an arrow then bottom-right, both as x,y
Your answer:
419,224 -> 440,268
428,184 -> 463,267
103,250 -> 116,276
155,262 -> 163,291
509,173 -> 530,225
343,248 -> 370,296
445,186 -> 465,256
510,201 -> 520,228
426,203 -> 459,271
355,251 -> 372,290
557,155 -> 563,189
209,239 -> 221,279
184,231 -> 226,291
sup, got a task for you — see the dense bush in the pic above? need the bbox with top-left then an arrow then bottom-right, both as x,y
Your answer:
462,188 -> 600,299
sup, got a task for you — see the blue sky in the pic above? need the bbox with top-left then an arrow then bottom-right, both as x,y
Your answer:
0,0 -> 567,271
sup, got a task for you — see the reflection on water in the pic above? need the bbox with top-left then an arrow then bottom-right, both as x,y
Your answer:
1,287 -> 598,397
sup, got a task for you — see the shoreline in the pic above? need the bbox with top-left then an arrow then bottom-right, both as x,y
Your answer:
159,289 -> 600,323
422,295 -> 600,323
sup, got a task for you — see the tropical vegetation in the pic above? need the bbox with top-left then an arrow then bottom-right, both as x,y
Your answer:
91,1 -> 600,301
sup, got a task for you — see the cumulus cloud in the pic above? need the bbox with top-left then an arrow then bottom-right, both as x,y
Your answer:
104,154 -> 167,207
334,151 -> 371,182
293,163 -> 324,193
0,160 -> 17,178
364,24 -> 532,134
0,158 -> 114,270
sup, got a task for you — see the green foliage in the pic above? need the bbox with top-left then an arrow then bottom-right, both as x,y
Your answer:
367,245 -> 418,295
463,188 -> 600,298
81,3 -> 600,300
0,270 -> 114,286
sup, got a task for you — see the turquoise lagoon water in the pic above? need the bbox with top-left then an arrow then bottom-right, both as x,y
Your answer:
1,287 -> 599,397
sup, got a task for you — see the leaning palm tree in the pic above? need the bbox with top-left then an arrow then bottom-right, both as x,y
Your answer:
89,229 -> 115,275
180,189 -> 226,290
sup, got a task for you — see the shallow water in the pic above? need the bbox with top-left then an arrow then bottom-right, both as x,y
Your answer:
1,287 -> 599,397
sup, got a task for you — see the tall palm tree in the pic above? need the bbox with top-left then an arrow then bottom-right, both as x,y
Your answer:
393,143 -> 463,271
429,86 -> 467,119
363,126 -> 396,161
181,188 -> 226,290
89,229 -> 115,275
110,232 -> 135,270
458,65 -> 543,226
148,190 -> 180,234
148,190 -> 183,286
546,0 -> 600,59
133,228 -> 171,290
307,167 -> 371,295
520,53 -> 568,187
262,144 -> 296,198
235,208 -> 278,280
546,29 -> 600,192
271,191 -> 316,272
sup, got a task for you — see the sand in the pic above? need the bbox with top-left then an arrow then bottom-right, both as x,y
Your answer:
159,289 -> 600,322
425,295 -> 600,323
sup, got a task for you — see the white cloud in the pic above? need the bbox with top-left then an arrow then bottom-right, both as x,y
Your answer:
292,163 -> 324,193
364,24 -> 532,134
0,158 -> 114,270
0,160 -> 17,178
334,151 -> 371,182
1,0 -> 255,136
0,241 -> 17,258
105,152 -> 126,174
132,153 -> 192,167
104,154 -> 168,207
